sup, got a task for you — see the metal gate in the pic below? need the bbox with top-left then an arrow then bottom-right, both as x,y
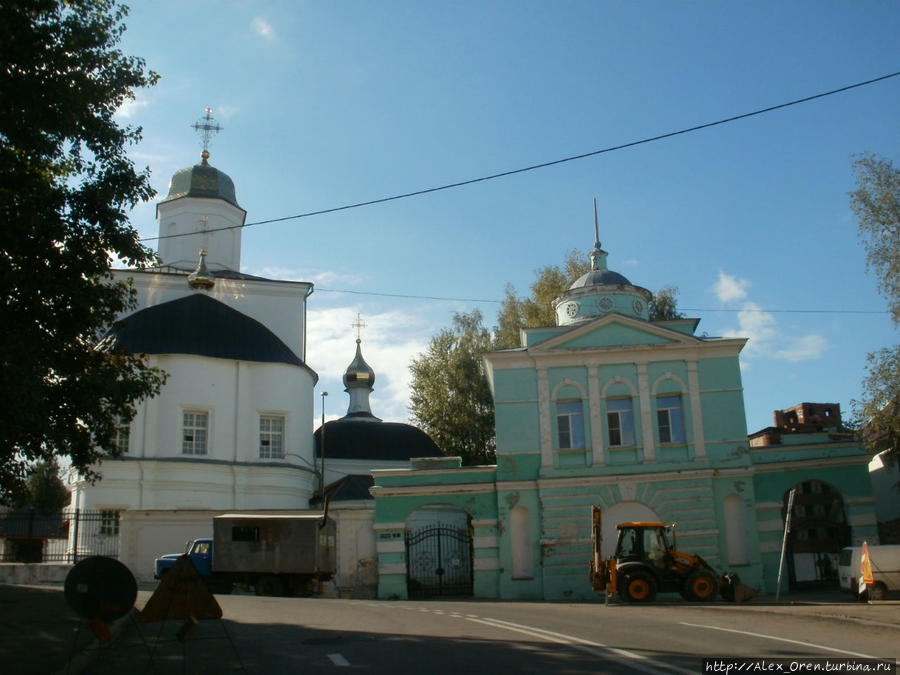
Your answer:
406,524 -> 473,598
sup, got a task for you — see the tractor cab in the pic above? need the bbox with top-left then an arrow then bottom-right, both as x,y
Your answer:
614,522 -> 672,569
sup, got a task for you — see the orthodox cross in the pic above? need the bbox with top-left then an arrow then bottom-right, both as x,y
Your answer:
191,107 -> 223,159
352,313 -> 367,342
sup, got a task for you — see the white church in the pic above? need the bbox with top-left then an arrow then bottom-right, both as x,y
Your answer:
69,114 -> 437,593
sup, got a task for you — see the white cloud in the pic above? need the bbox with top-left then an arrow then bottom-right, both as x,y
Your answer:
251,17 -> 275,41
214,104 -> 239,120
715,271 -> 750,303
720,296 -> 828,364
115,92 -> 150,119
774,334 -> 829,362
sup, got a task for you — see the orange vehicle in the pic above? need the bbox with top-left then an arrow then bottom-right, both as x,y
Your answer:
590,511 -> 719,602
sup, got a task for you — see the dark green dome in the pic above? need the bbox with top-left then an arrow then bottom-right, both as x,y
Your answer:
162,158 -> 239,207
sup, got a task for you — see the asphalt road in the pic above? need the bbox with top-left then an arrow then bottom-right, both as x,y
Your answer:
83,592 -> 899,674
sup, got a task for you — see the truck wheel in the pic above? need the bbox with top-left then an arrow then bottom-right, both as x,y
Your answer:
255,575 -> 285,597
684,569 -> 718,602
622,570 -> 657,602
867,582 -> 888,601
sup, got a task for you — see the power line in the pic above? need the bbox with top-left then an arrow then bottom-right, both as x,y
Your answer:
140,71 -> 900,244
316,286 -> 888,315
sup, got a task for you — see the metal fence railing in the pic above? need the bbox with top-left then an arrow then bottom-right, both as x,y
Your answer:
0,508 -> 120,563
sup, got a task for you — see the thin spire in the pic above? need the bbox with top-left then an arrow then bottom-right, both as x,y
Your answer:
191,107 -> 223,164
590,198 -> 606,271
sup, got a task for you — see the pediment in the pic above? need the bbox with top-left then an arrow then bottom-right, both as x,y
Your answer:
529,314 -> 700,352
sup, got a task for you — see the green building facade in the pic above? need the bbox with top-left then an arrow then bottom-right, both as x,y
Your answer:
371,237 -> 876,600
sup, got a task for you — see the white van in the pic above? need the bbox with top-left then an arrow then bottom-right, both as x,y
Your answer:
838,545 -> 900,600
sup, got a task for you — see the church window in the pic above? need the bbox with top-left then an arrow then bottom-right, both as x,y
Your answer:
556,400 -> 585,449
259,415 -> 285,459
657,395 -> 685,443
114,417 -> 130,454
99,510 -> 120,536
607,397 -> 635,446
182,412 -> 208,455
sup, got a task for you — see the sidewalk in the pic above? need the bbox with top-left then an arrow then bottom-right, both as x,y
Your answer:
1,583 -> 896,674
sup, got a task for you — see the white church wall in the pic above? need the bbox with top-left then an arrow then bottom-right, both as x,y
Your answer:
157,197 -> 244,272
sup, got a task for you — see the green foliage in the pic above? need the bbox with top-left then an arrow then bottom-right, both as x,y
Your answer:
494,250 -> 591,348
409,310 -> 496,465
849,154 -> 900,458
17,460 -> 70,514
648,285 -> 685,321
851,154 -> 900,324
0,0 -> 166,504
494,250 -> 683,347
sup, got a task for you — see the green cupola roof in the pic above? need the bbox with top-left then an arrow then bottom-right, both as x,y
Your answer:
161,152 -> 240,207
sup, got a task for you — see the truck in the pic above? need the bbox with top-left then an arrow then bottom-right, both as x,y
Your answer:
154,513 -> 336,597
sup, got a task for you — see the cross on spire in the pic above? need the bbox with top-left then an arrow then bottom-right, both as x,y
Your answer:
191,107 -> 223,162
352,313 -> 367,342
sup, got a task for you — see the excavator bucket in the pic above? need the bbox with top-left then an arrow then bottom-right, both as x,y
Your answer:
719,572 -> 759,602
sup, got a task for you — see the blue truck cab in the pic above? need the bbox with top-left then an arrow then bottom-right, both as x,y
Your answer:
154,538 -> 213,579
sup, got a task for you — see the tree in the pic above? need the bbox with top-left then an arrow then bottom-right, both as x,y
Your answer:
409,310 -> 496,465
16,460 -> 70,514
850,154 -> 900,457
0,0 -> 166,504
494,250 -> 684,348
648,285 -> 685,321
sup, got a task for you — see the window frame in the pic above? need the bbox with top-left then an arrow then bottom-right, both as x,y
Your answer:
259,414 -> 286,459
555,399 -> 585,450
182,410 -> 209,456
606,397 -> 636,447
99,509 -> 121,536
656,394 -> 686,444
114,417 -> 131,454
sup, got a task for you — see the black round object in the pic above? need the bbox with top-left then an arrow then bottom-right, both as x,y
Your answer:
64,556 -> 137,622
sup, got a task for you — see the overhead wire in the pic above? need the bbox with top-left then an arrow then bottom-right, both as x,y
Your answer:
140,71 -> 900,244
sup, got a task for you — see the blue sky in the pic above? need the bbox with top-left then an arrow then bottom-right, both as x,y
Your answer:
115,1 -> 899,434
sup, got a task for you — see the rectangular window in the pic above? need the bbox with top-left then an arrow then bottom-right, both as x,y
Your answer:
182,411 -> 208,455
99,510 -> 120,536
114,417 -> 130,454
657,395 -> 685,443
607,398 -> 635,447
556,400 -> 585,449
259,415 -> 285,459
232,526 -> 260,542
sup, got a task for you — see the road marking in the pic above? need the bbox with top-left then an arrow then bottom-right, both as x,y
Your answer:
678,622 -> 878,659
327,653 -> 350,666
468,616 -> 693,675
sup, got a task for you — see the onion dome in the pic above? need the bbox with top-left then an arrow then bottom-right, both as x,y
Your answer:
161,152 -> 240,207
187,250 -> 215,290
342,339 -> 381,421
314,337 -> 440,463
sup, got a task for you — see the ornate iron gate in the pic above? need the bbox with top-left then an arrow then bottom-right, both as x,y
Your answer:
406,524 -> 473,598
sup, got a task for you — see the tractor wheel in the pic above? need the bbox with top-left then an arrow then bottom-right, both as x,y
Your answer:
683,569 -> 718,602
622,570 -> 657,603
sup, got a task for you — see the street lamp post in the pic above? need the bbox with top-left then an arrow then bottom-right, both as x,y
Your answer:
319,391 -> 328,503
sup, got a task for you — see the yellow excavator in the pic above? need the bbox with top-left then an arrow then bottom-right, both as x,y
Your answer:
590,508 -> 757,602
